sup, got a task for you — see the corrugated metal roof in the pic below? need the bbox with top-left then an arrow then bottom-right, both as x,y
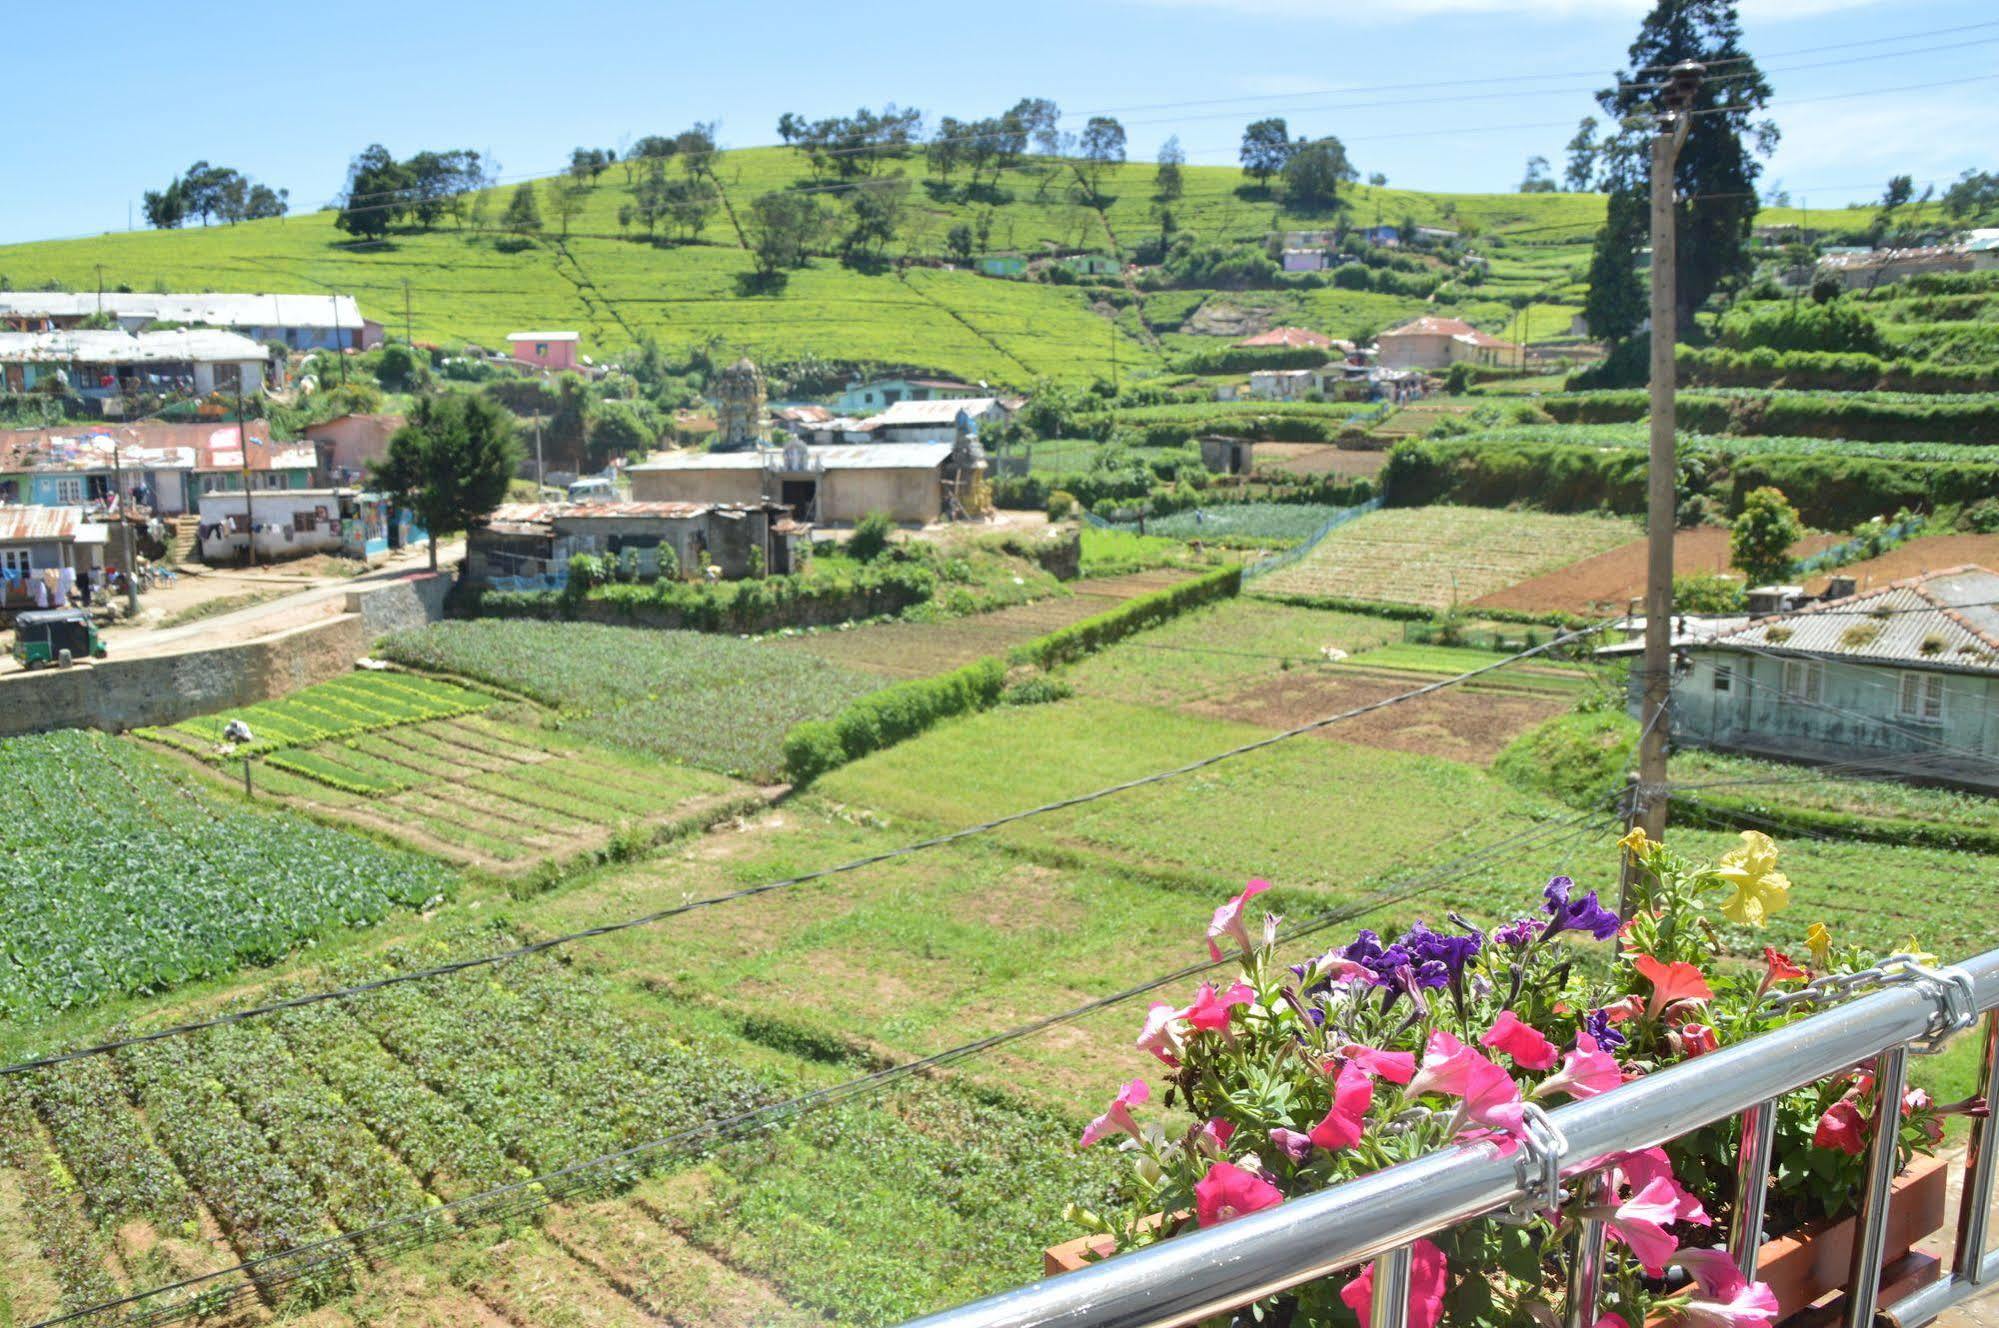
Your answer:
0,505 -> 87,542
507,330 -> 579,342
0,292 -> 365,329
1710,566 -> 1999,674
630,443 -> 956,472
858,398 -> 1001,429
0,329 -> 268,364
484,499 -> 780,527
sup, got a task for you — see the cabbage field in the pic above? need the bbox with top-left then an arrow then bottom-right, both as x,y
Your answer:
0,730 -> 453,1020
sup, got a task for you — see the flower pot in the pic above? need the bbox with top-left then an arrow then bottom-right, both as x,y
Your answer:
1753,1153 -> 1949,1322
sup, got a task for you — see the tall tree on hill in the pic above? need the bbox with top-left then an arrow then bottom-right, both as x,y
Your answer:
1589,0 -> 1776,332
548,180 -> 590,238
747,192 -> 822,278
1582,186 -> 1647,343
1009,98 -> 1065,156
336,145 -> 411,239
1155,136 -> 1185,203
677,123 -> 719,180
1519,156 -> 1558,193
1077,116 -> 1127,203
500,181 -> 543,235
371,394 -> 520,572
1239,118 -> 1293,189
1563,118 -> 1601,192
927,117 -> 965,182
1283,137 -> 1356,211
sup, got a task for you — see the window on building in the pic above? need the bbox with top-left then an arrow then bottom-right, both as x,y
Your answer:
294,510 -> 316,533
52,477 -> 84,503
1780,659 -> 1822,704
1713,665 -> 1732,692
1897,671 -> 1944,724
1,548 -> 30,577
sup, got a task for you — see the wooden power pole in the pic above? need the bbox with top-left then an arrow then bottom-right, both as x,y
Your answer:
1633,60 -> 1704,857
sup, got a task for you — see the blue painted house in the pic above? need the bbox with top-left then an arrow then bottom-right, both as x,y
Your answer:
835,376 -> 984,416
976,256 -> 1027,278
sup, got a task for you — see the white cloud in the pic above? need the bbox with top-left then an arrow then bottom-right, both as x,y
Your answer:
1762,91 -> 1988,200
1128,0 -> 1885,19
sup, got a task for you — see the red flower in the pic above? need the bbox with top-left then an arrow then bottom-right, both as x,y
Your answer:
1309,1060 -> 1376,1152
1814,1099 -> 1867,1155
1338,1043 -> 1417,1084
1185,981 -> 1254,1033
1339,1237 -> 1449,1328
1762,947 -> 1805,984
1194,1160 -> 1284,1226
1479,1010 -> 1559,1070
1677,1023 -> 1720,1057
1206,880 -> 1271,961
1633,954 -> 1714,1020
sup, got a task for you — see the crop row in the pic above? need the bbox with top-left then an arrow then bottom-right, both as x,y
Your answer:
138,671 -> 493,760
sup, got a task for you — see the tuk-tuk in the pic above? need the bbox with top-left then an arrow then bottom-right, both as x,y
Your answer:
12,609 -> 106,669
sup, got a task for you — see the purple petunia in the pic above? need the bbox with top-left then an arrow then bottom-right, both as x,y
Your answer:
1541,876 -> 1622,941
1582,1007 -> 1629,1049
1341,930 -> 1414,987
1400,922 -> 1483,978
1493,917 -> 1540,950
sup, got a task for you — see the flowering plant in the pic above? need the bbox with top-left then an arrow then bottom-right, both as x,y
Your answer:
1067,831 -> 1978,1328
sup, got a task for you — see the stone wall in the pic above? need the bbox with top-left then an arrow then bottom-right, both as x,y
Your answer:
0,572 -> 449,738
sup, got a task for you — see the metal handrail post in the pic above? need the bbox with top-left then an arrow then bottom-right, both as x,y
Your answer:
1955,1010 -> 1999,1285
1563,1173 -> 1611,1328
1730,1102 -> 1779,1283
1370,1244 -> 1413,1328
1844,1046 -> 1911,1328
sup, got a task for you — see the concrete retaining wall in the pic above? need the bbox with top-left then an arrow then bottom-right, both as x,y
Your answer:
0,572 -> 450,739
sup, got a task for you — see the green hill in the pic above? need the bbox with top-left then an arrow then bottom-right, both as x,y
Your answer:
0,146 -> 1882,388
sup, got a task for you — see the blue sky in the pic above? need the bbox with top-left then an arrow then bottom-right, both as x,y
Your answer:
2,0 -> 1992,245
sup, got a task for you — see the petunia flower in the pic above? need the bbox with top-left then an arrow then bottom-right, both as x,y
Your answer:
1633,953 -> 1714,1020
1194,1116 -> 1237,1159
1339,1043 -> 1417,1084
1194,1160 -> 1284,1226
1401,921 -> 1482,979
1611,1147 -> 1712,1226
1670,1248 -> 1782,1328
1405,1029 -> 1481,1100
1493,916 -> 1540,949
1135,1001 -> 1188,1066
1339,1237 -> 1449,1328
1480,1010 -> 1560,1070
1805,922 -> 1833,969
1762,947 -> 1805,985
1814,1098 -> 1866,1155
1542,876 -> 1622,941
1406,1030 -> 1526,1133
1589,1175 -> 1684,1275
1207,880 -> 1272,961
1714,832 -> 1790,927
1618,826 -> 1653,857
1309,1060 -> 1376,1151
1080,1079 -> 1150,1148
1186,981 -> 1255,1033
1582,1005 -> 1632,1050
1675,1023 -> 1720,1057
1268,1127 -> 1315,1162
1533,1033 -> 1624,1101
1889,937 -> 1939,970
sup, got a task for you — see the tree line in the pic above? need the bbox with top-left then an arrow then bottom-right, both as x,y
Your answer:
142,162 -> 288,228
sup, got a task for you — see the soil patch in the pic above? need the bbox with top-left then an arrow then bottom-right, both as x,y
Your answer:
1801,534 -> 1999,596
1191,670 -> 1568,765
1472,527 -> 1842,616
1254,444 -> 1388,480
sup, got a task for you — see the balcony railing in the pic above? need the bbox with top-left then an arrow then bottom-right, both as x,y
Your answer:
899,948 -> 1999,1328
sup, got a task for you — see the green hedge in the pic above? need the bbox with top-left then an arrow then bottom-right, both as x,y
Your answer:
1673,793 -> 1999,856
1167,345 -> 1329,375
1724,454 -> 1999,528
460,561 -> 936,633
1679,346 -> 1999,395
1545,390 -> 1999,445
1010,565 -> 1243,669
782,657 -> 1008,785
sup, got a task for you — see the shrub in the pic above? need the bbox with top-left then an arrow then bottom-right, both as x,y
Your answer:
1718,301 -> 1884,355
1674,571 -> 1746,614
849,511 -> 895,562
1001,676 -> 1075,706
783,657 -> 1007,784
1011,565 -> 1241,670
1492,710 -> 1637,810
1731,487 -> 1804,586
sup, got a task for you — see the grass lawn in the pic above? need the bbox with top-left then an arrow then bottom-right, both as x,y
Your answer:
1252,505 -> 1639,608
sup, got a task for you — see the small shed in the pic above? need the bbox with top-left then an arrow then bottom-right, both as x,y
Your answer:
507,331 -> 580,371
0,505 -> 106,608
466,500 -> 798,585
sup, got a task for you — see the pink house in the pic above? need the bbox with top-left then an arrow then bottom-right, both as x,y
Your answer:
507,330 -> 580,371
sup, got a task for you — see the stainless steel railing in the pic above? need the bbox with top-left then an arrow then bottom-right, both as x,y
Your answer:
899,949 -> 1999,1328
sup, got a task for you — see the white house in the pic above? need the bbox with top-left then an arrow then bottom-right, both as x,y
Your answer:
856,396 -> 1006,443
1281,249 -> 1329,273
0,329 -> 269,400
0,292 -> 377,349
1375,317 -> 1518,372
1247,369 -> 1318,402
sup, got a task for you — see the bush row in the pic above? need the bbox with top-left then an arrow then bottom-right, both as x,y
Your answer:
781,657 -> 1008,785
460,561 -> 936,633
1167,345 -> 1330,375
1678,346 -> 1999,395
1672,793 -> 1999,856
1011,565 -> 1243,670
1545,390 -> 1999,445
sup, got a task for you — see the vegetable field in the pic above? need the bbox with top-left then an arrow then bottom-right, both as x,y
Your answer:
375,620 -> 883,781
0,730 -> 452,1020
135,671 -> 493,760
1251,506 -> 1638,608
1121,501 -> 1355,543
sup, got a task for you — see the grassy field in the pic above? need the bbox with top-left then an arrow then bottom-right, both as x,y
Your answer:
1252,505 -> 1639,607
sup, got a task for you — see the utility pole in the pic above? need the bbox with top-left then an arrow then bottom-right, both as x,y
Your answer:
237,391 -> 257,569
1631,60 -> 1703,870
95,265 -> 105,318
402,279 -> 413,345
110,439 -> 139,617
535,420 -> 546,495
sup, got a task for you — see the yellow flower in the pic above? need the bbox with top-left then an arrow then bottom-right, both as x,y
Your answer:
1805,922 -> 1833,968
1889,937 -> 1938,971
1618,826 -> 1653,856
1715,831 -> 1791,928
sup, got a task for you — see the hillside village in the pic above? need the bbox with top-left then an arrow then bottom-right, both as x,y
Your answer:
1,5 -> 1998,1328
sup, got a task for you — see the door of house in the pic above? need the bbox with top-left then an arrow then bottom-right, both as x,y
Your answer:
780,480 -> 817,522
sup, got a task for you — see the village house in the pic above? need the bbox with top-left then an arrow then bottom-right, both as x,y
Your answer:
1062,254 -> 1121,277
1412,226 -> 1459,247
302,412 -> 406,485
0,421 -> 309,515
1963,229 -> 1999,271
195,487 -> 419,564
834,376 -> 984,416
629,434 -> 985,527
1360,225 -> 1401,248
0,329 -> 271,402
857,396 -> 1006,443
1281,250 -> 1330,273
466,499 -> 799,587
1816,246 -> 1973,292
506,331 -> 580,371
1235,327 -> 1344,352
1667,566 -> 1999,789
1246,368 -> 1318,402
1375,316 -> 1519,371
0,505 -> 107,609
0,292 -> 378,350
975,256 -> 1027,278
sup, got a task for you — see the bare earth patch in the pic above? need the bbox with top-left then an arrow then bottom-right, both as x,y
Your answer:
1472,526 -> 1843,616
1191,670 -> 1569,765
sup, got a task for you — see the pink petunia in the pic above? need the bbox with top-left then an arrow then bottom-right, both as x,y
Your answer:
1405,1030 -> 1481,1100
1198,1117 -> 1236,1156
1079,1079 -> 1149,1148
1814,1099 -> 1867,1155
1602,1177 -> 1685,1276
1194,1160 -> 1284,1226
1676,1024 -> 1720,1057
1612,1147 -> 1711,1226
1134,1001 -> 1187,1066
1339,1043 -> 1417,1084
1633,954 -> 1714,1020
1309,1060 -> 1376,1151
1480,1010 -> 1560,1070
1534,1034 -> 1625,1101
1672,1248 -> 1782,1328
1339,1237 -> 1449,1328
1186,981 -> 1255,1033
1405,1030 -> 1526,1135
1762,947 -> 1805,985
1207,880 -> 1272,962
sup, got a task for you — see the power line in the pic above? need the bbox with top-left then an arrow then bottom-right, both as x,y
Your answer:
0,621 -> 1607,1081
29,805 -> 1612,1328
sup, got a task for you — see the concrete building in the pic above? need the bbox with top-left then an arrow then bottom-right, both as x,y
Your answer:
467,500 -> 798,586
1666,566 -> 1999,788
1375,317 -> 1518,372
0,421 -> 307,515
0,506 -> 106,609
0,329 -> 270,401
195,488 -> 418,563
1247,368 -> 1318,402
835,376 -> 983,416
1063,254 -> 1121,277
1281,250 -> 1329,273
976,256 -> 1026,278
630,440 -> 971,526
507,331 -> 580,371
303,413 -> 405,485
1816,246 -> 1973,292
857,396 -> 1006,443
0,292 -> 377,349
